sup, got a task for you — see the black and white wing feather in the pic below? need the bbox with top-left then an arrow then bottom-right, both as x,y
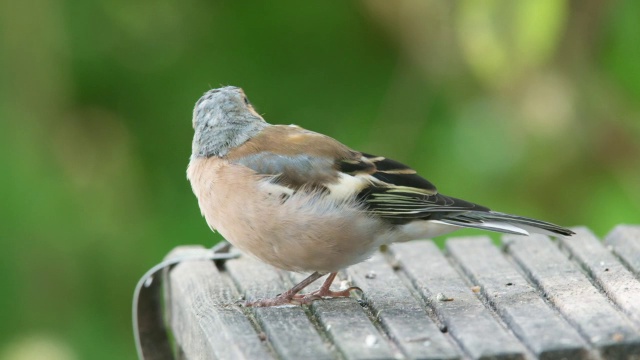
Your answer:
346,153 -> 574,237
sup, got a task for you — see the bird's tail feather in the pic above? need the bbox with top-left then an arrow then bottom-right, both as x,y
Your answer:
438,211 -> 574,237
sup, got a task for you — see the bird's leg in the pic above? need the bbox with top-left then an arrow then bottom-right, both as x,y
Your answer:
244,271 -> 324,307
300,272 -> 361,300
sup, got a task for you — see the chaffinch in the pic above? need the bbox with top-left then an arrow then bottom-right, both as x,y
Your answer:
187,86 -> 573,307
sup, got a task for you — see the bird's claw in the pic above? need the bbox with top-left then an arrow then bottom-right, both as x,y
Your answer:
242,286 -> 361,307
308,285 -> 362,299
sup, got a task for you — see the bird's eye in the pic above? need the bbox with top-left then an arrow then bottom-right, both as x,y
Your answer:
243,96 -> 250,105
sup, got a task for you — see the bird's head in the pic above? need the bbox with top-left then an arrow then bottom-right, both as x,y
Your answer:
191,86 -> 268,158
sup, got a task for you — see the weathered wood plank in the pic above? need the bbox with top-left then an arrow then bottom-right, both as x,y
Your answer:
289,272 -> 399,360
164,227 -> 640,360
559,227 -> 640,328
605,224 -> 640,276
166,246 -> 272,360
504,234 -> 640,359
390,241 -> 528,360
309,298 -> 398,360
347,252 -> 462,360
446,236 -> 589,359
225,255 -> 334,360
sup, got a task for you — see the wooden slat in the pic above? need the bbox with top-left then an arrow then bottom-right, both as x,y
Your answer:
390,241 -> 527,360
559,227 -> 640,328
164,227 -> 640,360
504,234 -> 640,359
225,255 -> 334,360
289,272 -> 399,360
311,299 -> 399,360
446,236 -> 589,359
347,252 -> 462,360
166,246 -> 272,360
605,224 -> 640,276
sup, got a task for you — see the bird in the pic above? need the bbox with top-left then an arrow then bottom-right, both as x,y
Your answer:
187,86 -> 574,307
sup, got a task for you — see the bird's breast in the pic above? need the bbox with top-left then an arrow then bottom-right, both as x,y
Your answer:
187,157 -> 391,272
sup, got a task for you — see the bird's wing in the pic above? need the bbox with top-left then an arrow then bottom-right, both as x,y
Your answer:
350,153 -> 574,236
226,124 -> 484,219
349,153 -> 490,225
226,126 -> 573,236
225,125 -> 365,191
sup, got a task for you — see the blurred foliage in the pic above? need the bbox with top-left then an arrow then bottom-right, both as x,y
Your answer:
1,0 -> 639,359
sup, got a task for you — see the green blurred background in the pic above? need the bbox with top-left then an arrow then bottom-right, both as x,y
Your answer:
1,0 -> 639,358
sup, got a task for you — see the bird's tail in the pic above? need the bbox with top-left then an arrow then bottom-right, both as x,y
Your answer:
437,211 -> 574,237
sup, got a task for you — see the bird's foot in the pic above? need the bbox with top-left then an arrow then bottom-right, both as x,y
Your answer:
243,286 -> 361,307
302,285 -> 362,300
243,291 -> 303,307
241,272 -> 361,307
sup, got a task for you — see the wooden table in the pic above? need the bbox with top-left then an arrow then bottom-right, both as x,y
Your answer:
163,225 -> 640,360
